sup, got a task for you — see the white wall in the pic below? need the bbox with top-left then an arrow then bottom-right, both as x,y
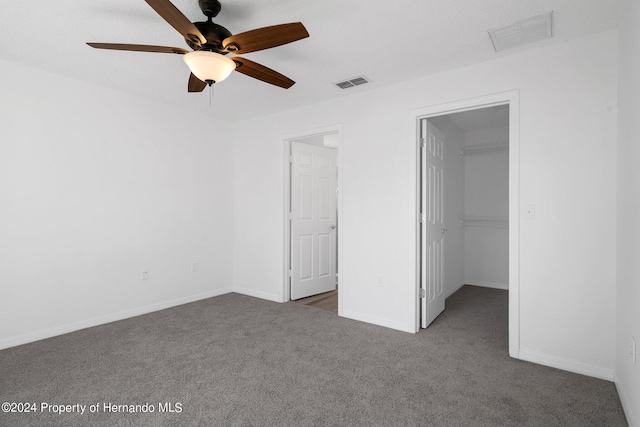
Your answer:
616,0 -> 640,423
0,59 -> 235,349
232,30 -> 618,378
464,127 -> 509,289
428,116 -> 465,297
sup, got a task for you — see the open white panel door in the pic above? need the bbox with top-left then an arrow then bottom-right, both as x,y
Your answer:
420,119 -> 446,328
290,141 -> 337,300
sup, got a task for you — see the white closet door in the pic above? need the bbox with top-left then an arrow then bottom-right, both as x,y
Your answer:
290,142 -> 337,300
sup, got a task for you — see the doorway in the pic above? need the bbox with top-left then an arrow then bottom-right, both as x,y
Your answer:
283,125 -> 343,315
411,91 -> 520,358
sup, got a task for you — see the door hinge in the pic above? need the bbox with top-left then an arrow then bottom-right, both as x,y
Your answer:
419,213 -> 426,223
288,269 -> 293,277
288,212 -> 293,220
419,138 -> 426,149
419,289 -> 426,298
289,155 -> 293,163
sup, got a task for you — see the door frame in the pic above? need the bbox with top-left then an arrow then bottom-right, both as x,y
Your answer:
282,124 -> 343,315
410,90 -> 520,358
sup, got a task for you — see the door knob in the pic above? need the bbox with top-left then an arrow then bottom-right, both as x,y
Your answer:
330,224 -> 337,230
441,228 -> 448,234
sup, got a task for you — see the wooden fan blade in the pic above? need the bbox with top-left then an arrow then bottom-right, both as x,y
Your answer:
222,22 -> 309,54
232,57 -> 295,89
188,73 -> 207,92
144,0 -> 207,46
87,43 -> 189,54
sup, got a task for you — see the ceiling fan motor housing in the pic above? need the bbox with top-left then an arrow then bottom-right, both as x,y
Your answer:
187,20 -> 232,52
186,0 -> 231,52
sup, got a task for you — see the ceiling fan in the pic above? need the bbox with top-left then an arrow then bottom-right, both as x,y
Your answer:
87,0 -> 309,92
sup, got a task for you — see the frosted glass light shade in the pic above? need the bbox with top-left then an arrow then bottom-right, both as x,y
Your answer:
183,51 -> 236,83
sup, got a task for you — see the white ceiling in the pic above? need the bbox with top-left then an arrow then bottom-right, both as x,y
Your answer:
0,0 -> 622,122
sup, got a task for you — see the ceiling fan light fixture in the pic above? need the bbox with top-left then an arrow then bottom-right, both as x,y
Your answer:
183,51 -> 236,83
89,0 -> 308,91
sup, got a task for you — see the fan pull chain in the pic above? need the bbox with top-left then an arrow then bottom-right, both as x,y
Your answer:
209,84 -> 213,108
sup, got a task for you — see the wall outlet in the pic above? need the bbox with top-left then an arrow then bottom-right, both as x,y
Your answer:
141,269 -> 149,281
632,337 -> 637,364
191,262 -> 198,273
377,275 -> 383,287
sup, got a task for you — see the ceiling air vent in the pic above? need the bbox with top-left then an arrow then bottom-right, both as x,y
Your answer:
334,76 -> 370,89
488,11 -> 553,52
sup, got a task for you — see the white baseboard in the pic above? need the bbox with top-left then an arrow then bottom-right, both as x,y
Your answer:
231,288 -> 413,334
614,372 -> 638,427
0,287 -> 233,350
341,309 -> 414,333
233,286 -> 282,303
518,349 -> 614,381
446,283 -> 465,298
465,280 -> 509,290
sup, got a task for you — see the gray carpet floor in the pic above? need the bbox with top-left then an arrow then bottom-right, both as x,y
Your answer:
0,286 -> 627,426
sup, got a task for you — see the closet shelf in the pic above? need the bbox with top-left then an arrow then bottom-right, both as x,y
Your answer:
461,216 -> 509,228
461,143 -> 509,156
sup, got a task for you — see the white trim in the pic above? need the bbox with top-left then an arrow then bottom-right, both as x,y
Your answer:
233,286 -> 281,303
465,281 -> 509,290
614,372 -> 638,427
409,90 -> 520,359
519,349 -> 615,381
508,91 -> 521,359
341,310 -> 414,333
281,124 -> 344,316
0,287 -> 233,350
411,115 -> 422,333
